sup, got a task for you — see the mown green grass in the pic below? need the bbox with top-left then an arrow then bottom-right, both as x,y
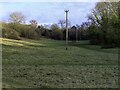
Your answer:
1,38 -> 118,88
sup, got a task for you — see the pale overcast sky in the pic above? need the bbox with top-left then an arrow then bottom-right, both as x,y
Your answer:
0,1 -> 98,25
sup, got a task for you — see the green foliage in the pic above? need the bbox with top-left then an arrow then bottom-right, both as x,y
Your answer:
35,25 -> 51,38
8,23 -> 39,39
44,30 -> 51,38
1,22 -> 20,40
2,27 -> 20,40
22,26 -> 38,39
0,22 -> 40,40
51,24 -> 63,40
89,25 -> 103,45
35,26 -> 41,38
88,2 -> 119,48
69,26 -> 76,40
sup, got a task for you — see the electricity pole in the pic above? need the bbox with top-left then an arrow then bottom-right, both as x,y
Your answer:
65,10 -> 69,50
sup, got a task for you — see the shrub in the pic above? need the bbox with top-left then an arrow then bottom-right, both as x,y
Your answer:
51,29 -> 63,40
8,23 -> 39,39
51,24 -> 63,40
2,27 -> 20,40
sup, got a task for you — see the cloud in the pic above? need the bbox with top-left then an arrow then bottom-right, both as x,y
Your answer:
1,2 -> 96,25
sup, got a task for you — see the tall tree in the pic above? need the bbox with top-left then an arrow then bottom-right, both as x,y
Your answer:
9,12 -> 26,24
87,2 -> 119,47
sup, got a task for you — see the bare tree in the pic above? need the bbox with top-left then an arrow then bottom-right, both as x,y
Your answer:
29,20 -> 38,27
9,11 -> 25,24
58,20 -> 71,30
58,20 -> 65,30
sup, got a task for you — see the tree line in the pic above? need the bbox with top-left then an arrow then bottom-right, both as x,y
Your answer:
1,1 -> 120,48
1,11 -> 89,41
87,2 -> 120,48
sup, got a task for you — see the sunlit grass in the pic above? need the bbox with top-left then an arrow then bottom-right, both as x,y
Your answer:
1,38 -> 45,47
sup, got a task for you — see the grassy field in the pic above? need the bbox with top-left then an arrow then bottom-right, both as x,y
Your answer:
1,38 -> 118,88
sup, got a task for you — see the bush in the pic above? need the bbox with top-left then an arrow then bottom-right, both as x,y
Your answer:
51,24 -> 63,40
51,29 -> 63,40
8,23 -> 39,39
89,26 -> 103,45
2,27 -> 20,40
69,29 -> 76,40
20,25 -> 38,39
35,26 -> 41,38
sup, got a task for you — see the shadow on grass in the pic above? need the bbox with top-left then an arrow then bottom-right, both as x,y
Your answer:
68,40 -> 118,54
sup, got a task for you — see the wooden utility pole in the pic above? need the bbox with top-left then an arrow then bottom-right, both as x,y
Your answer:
65,10 -> 69,50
